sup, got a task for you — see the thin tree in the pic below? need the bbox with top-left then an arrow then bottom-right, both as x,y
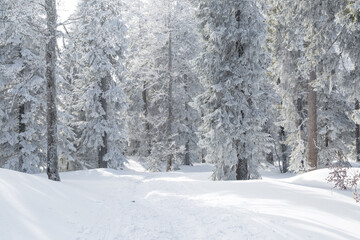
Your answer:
45,0 -> 60,181
306,71 -> 317,169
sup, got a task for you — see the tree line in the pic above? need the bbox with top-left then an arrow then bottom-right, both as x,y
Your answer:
0,0 -> 359,181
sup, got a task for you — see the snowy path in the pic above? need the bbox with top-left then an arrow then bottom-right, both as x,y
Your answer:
0,164 -> 360,240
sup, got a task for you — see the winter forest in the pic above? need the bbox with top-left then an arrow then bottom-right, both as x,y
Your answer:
1,0 -> 360,239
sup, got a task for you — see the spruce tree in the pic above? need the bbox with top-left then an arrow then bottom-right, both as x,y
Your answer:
195,0 -> 271,180
0,0 -> 47,173
66,0 -> 127,169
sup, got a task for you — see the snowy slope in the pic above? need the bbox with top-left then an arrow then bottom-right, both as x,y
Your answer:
0,163 -> 359,240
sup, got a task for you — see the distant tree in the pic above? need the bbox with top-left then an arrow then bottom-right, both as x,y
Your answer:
125,0 -> 203,171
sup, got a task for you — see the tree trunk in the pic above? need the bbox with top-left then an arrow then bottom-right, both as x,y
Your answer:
324,103 -> 330,166
142,83 -> 151,157
356,99 -> 360,162
201,149 -> 206,163
306,71 -> 318,169
236,157 -> 248,180
183,80 -> 191,166
45,0 -> 60,181
279,126 -> 288,173
266,152 -> 274,165
18,103 -> 25,172
297,97 -> 304,130
98,76 -> 109,168
235,141 -> 248,180
166,4 -> 173,172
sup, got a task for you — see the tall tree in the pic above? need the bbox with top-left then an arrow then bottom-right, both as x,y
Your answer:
267,0 -> 349,172
337,0 -> 360,162
195,0 -> 271,180
45,0 -> 60,181
0,0 -> 47,173
125,0 -> 203,171
65,0 -> 127,169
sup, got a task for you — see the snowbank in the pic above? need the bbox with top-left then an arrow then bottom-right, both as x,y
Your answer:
0,166 -> 359,240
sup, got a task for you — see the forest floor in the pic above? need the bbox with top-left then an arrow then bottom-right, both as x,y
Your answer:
1,161 -> 360,240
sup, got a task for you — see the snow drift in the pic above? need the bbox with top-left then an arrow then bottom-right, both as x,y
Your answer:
0,164 -> 359,240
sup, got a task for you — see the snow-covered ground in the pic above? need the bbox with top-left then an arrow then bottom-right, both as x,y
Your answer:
1,162 -> 359,240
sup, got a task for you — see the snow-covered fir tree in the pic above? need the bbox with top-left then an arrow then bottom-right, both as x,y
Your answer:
195,0 -> 271,180
0,0 -> 47,173
336,0 -> 360,162
267,0 -> 353,172
266,0 -> 311,172
125,0 -> 204,171
65,0 -> 128,169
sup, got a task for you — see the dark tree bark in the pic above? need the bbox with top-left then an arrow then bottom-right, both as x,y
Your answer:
306,71 -> 318,169
183,80 -> 191,166
45,0 -> 60,181
266,152 -> 274,165
201,149 -> 206,163
98,76 -> 109,168
356,99 -> 360,162
142,83 -> 151,157
18,103 -> 25,172
236,158 -> 248,180
166,6 -> 173,172
279,126 -> 288,173
235,140 -> 248,180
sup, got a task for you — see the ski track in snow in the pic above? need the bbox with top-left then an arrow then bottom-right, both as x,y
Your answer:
0,164 -> 360,240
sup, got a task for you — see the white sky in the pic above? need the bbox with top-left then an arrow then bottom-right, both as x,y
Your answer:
57,0 -> 79,21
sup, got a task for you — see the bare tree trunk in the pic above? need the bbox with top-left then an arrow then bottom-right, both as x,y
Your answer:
356,99 -> 360,162
45,0 -> 60,181
98,76 -> 109,168
142,83 -> 151,157
166,2 -> 173,172
183,80 -> 191,166
307,71 -> 318,169
18,103 -> 25,172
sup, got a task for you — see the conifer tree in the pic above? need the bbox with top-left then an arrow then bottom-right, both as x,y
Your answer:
66,0 -> 127,169
195,0 -> 271,180
125,0 -> 203,171
267,0 -> 351,172
336,0 -> 360,162
0,0 -> 47,173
